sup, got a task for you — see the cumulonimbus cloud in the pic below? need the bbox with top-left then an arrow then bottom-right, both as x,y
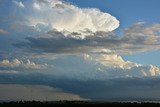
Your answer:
1,0 -> 160,80
28,0 -> 119,36
2,0 -> 159,55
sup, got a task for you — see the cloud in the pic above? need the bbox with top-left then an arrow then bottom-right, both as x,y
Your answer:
0,29 -> 9,35
1,74 -> 160,101
95,52 -> 141,69
14,23 -> 160,55
11,23 -> 160,79
13,0 -> 25,8
63,77 -> 160,101
2,0 -> 160,55
85,53 -> 160,78
0,0 -> 160,81
0,58 -> 47,70
0,84 -> 86,101
33,2 -> 41,10
0,0 -> 160,102
13,30 -> 120,54
0,70 -> 18,74
26,55 -> 159,80
26,0 -> 119,36
120,23 -> 160,53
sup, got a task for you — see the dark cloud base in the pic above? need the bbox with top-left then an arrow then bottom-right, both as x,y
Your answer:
14,23 -> 160,55
1,73 -> 160,101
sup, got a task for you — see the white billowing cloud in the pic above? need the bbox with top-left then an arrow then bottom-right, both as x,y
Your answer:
83,53 -> 160,78
13,0 -> 25,8
142,65 -> 160,76
0,84 -> 86,101
0,59 -> 47,69
31,54 -> 160,80
97,53 -> 141,69
28,0 -> 119,37
121,65 -> 160,77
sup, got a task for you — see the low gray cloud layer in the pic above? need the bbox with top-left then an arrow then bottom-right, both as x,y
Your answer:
0,73 -> 160,101
0,84 -> 85,101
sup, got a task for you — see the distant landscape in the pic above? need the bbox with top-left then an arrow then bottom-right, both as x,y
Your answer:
1,101 -> 160,107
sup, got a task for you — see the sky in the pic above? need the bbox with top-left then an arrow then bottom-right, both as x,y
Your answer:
0,0 -> 160,101
68,0 -> 160,67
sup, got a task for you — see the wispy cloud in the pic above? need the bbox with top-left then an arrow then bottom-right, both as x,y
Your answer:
0,29 -> 9,35
13,0 -> 25,8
